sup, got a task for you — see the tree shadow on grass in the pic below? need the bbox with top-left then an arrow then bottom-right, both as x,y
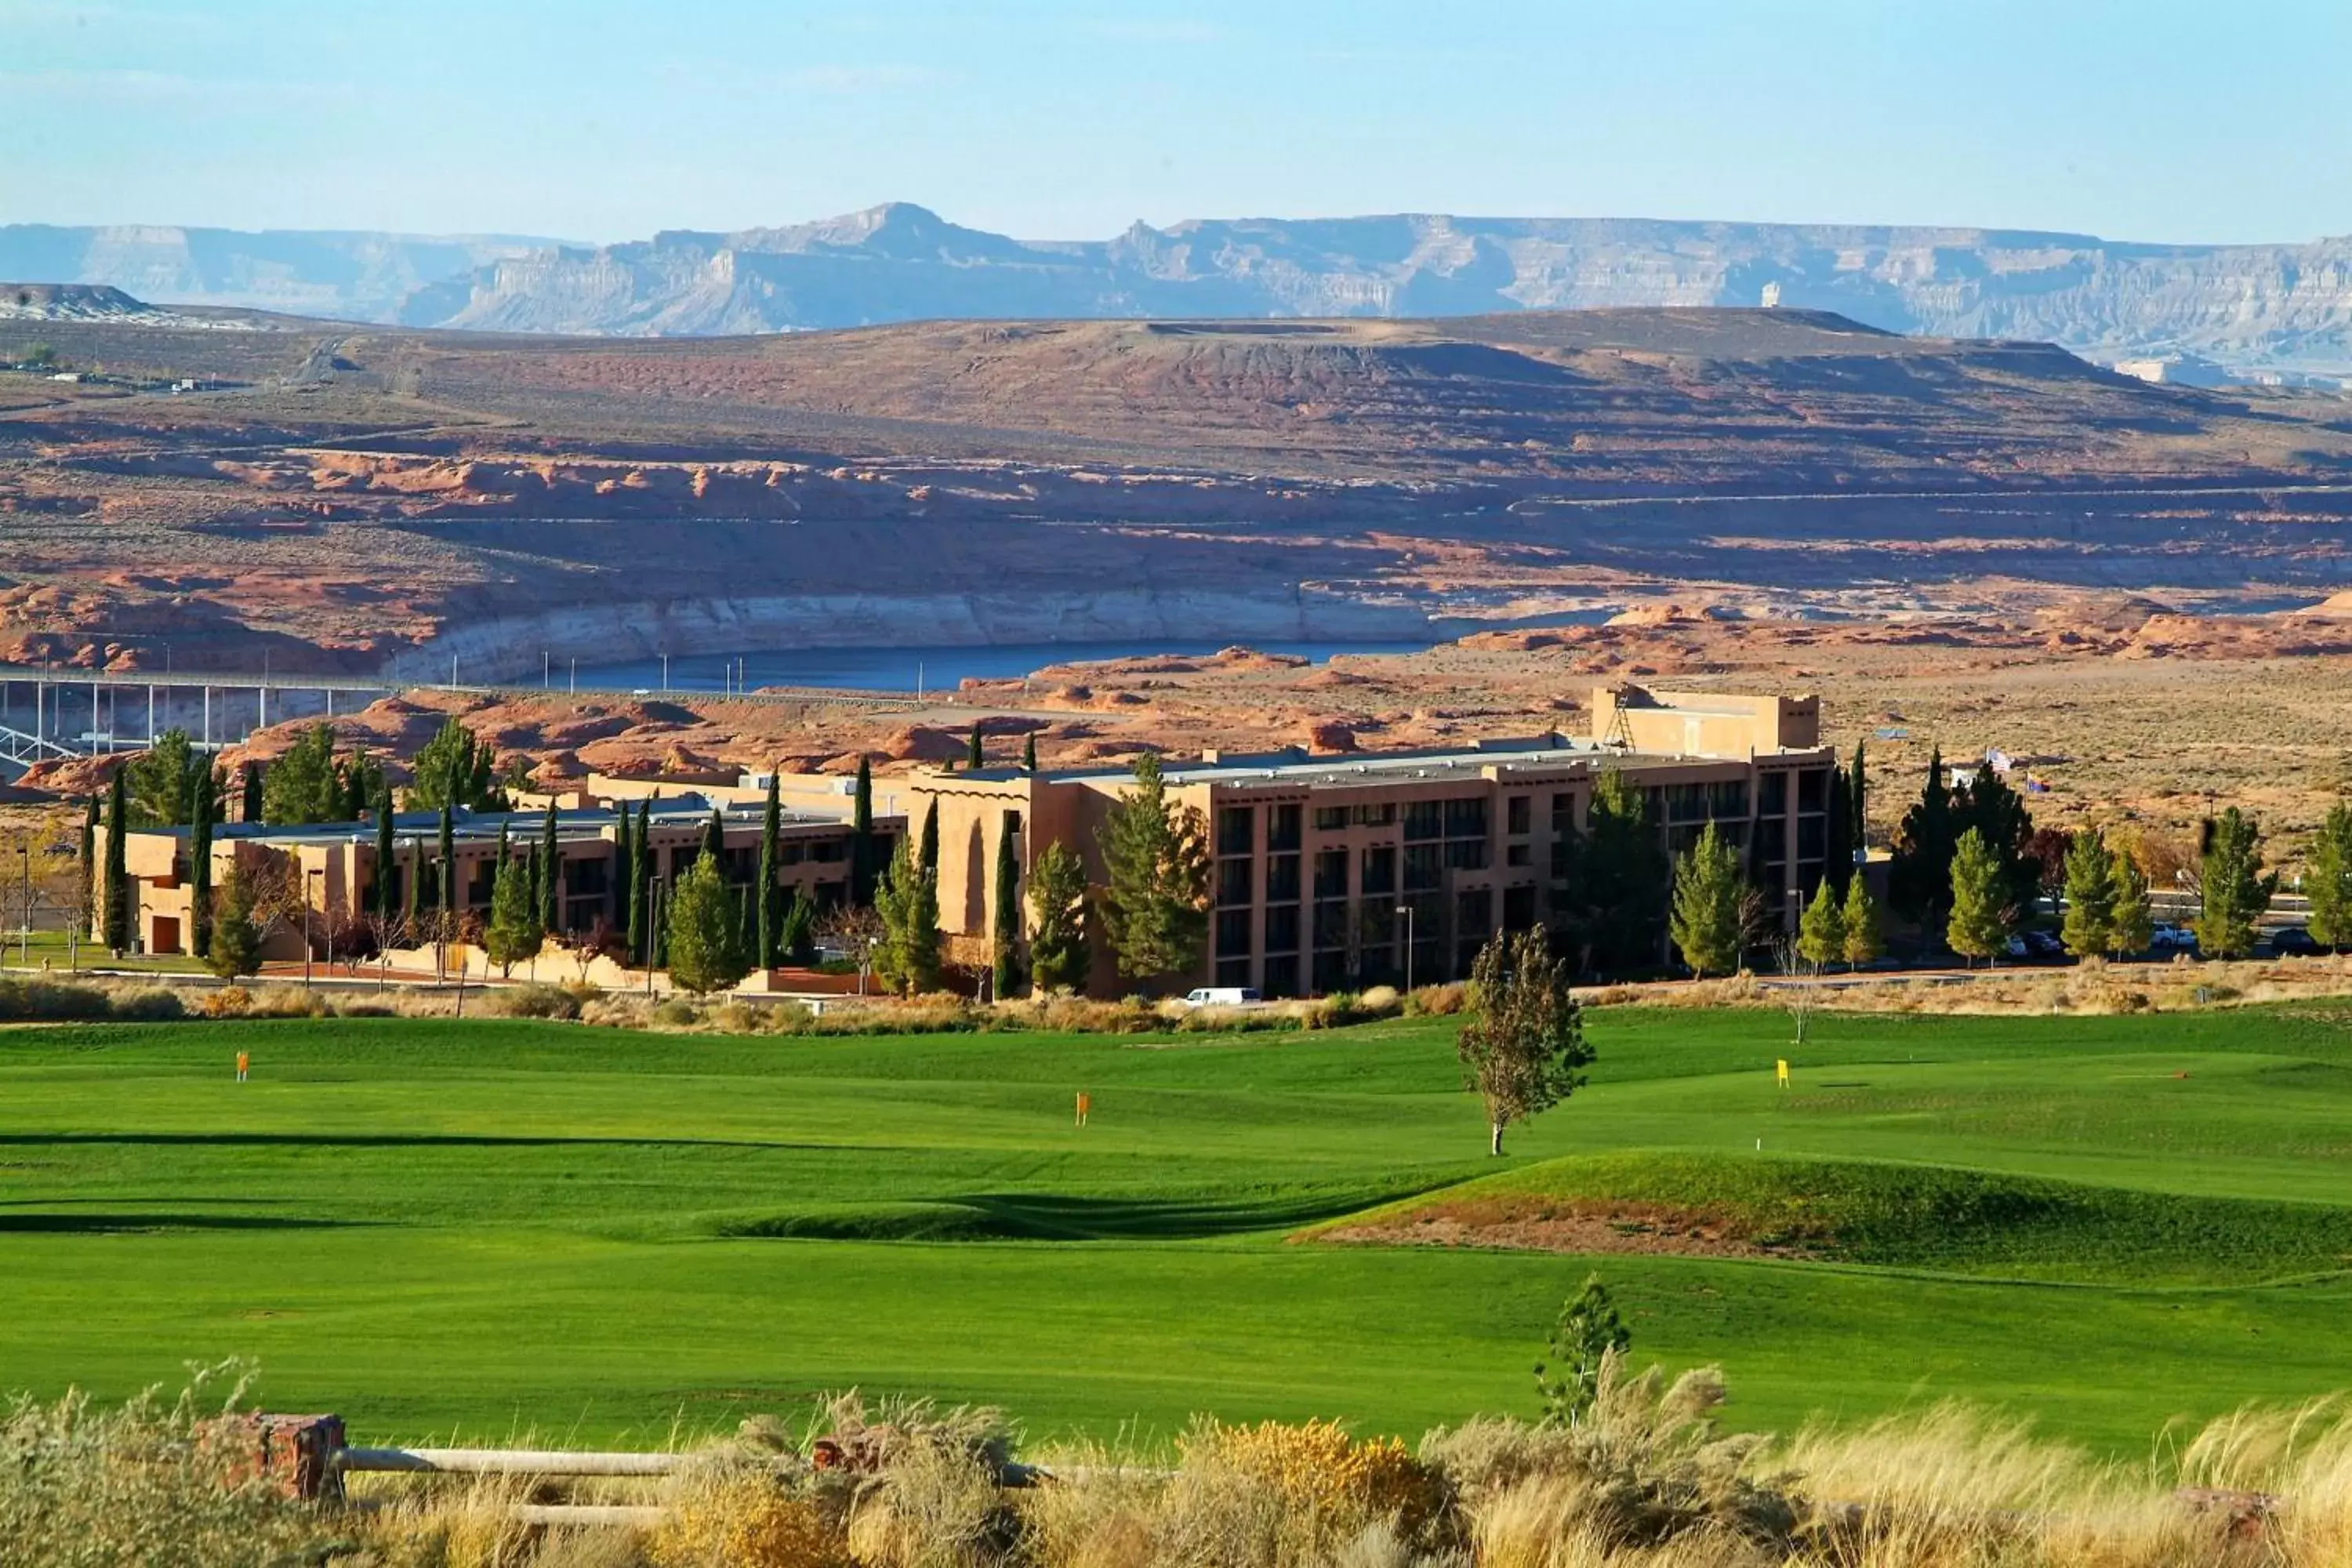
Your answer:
0,1212 -> 358,1234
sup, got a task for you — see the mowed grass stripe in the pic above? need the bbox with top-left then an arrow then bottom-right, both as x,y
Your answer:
6,1005 -> 2352,1447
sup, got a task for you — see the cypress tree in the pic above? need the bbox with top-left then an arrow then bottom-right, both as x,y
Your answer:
103,768 -> 131,953
633,798 -> 655,963
1890,746 -> 1955,928
1849,742 -> 1867,856
992,810 -> 1022,1000
373,783 -> 396,921
190,766 -> 216,960
850,757 -> 874,904
402,822 -> 420,938
1022,731 -> 1038,773
241,760 -> 263,823
1823,765 -> 1853,896
613,800 -> 633,946
967,725 -> 985,770
78,795 -> 96,941
701,804 -> 724,874
538,797 -> 561,935
917,800 -> 938,877
756,775 -> 781,968
780,884 -> 817,964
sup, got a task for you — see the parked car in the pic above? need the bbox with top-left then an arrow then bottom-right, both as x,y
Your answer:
2022,929 -> 2066,958
1181,987 -> 1262,1007
2151,924 -> 2201,956
2270,925 -> 2324,956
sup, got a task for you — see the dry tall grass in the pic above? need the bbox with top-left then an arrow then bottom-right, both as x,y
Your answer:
22,1370 -> 2352,1566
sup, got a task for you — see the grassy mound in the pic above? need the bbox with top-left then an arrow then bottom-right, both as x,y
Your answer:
1315,1151 -> 2352,1284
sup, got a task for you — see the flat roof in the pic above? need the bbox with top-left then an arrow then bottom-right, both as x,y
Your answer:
136,794 -> 892,845
945,733 -> 1828,793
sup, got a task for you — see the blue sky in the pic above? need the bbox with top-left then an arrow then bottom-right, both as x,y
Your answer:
2,0 -> 2343,245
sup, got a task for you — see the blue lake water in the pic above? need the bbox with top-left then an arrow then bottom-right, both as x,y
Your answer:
568,638 -> 1438,695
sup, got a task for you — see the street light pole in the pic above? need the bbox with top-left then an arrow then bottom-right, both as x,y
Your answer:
1398,902 -> 1414,994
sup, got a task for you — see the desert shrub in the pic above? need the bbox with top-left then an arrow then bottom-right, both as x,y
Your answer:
652,1477 -> 848,1568
1404,982 -> 1470,1017
203,984 -> 252,1018
582,993 -> 655,1030
710,1001 -> 766,1035
106,985 -> 185,1022
652,999 -> 702,1028
1031,996 -> 1159,1035
0,1369 -> 339,1567
0,978 -> 112,1021
245,983 -> 328,1019
486,982 -> 583,1021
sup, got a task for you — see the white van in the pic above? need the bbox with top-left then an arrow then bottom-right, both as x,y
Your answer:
1181,986 -> 1262,1007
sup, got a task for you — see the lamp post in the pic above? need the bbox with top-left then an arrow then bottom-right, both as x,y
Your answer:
303,866 -> 322,987
1398,901 -> 1414,994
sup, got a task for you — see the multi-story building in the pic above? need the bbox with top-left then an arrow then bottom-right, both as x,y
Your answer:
114,794 -> 896,963
911,685 -> 1838,996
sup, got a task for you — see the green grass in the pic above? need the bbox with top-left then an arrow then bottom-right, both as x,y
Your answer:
0,928 -> 207,974
6,1005 -> 2352,1451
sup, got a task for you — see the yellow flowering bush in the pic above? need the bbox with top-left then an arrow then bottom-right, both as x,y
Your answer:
649,1479 -> 851,1568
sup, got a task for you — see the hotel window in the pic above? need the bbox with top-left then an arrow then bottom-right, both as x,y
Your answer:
1352,802 -> 1397,827
1507,794 -> 1530,836
1361,844 -> 1397,895
1403,800 -> 1443,840
1312,804 -> 1349,831
1216,907 -> 1253,958
1443,797 -> 1488,838
1759,771 -> 1789,815
1264,904 -> 1301,955
1217,805 -> 1255,856
1268,804 -> 1302,852
1403,843 -> 1443,891
1217,858 -> 1254,907
1798,769 -> 1829,811
1313,848 -> 1348,898
1265,854 -> 1301,903
1506,843 -> 1531,868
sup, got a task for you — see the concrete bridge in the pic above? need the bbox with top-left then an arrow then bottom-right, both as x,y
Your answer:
0,666 -> 918,780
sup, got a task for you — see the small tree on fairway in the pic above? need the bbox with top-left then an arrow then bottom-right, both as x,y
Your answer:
1795,878 -> 1845,967
1534,1274 -> 1632,1427
1668,822 -> 1746,978
205,862 -> 263,980
1026,840 -> 1090,993
2110,858 -> 2154,959
991,811 -> 1022,1000
1457,928 -> 1592,1156
1096,753 -> 1210,985
2308,802 -> 2352,951
665,855 -> 750,996
2059,831 -> 2118,958
873,835 -> 942,996
2195,808 -> 2275,960
1840,877 -> 1882,969
483,848 -> 543,978
1946,827 -> 2009,965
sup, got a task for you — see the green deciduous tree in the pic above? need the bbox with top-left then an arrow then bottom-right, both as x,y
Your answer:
2110,857 -> 2154,960
2195,808 -> 2275,960
664,854 -> 750,996
1534,1274 -> 1632,1427
991,811 -> 1022,1000
261,724 -> 340,825
1668,822 -> 1747,979
482,847 -> 543,978
1559,768 -> 1668,978
872,835 -> 942,996
2060,831 -> 2118,959
1946,827 -> 2010,965
1096,753 -> 1210,985
406,717 -> 502,811
1841,875 -> 1883,968
1458,927 -> 1592,1156
1796,877 -> 1846,967
1026,840 -> 1090,993
2308,803 -> 2352,950
205,860 -> 262,980
123,728 -> 198,827
779,884 -> 817,965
